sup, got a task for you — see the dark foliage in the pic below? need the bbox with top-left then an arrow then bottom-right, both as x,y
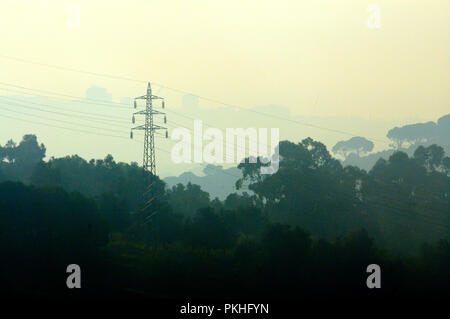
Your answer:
0,134 -> 448,300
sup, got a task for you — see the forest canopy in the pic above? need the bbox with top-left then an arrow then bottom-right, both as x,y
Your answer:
0,134 -> 448,299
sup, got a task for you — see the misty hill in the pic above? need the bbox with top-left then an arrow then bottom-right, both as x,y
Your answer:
337,114 -> 449,171
1,133 -> 448,257
164,164 -> 243,200
164,114 -> 450,198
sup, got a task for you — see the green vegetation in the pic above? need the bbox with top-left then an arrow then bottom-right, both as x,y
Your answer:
0,134 -> 448,299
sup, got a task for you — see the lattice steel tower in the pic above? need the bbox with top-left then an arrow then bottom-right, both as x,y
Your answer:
130,82 -> 168,175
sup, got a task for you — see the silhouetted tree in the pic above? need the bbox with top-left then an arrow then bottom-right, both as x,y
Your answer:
167,183 -> 210,218
30,161 -> 62,186
2,139 -> 16,163
0,181 -> 108,295
1,133 -> 449,299
185,207 -> 235,248
332,136 -> 374,159
237,138 -> 364,239
413,144 -> 445,172
387,121 -> 437,149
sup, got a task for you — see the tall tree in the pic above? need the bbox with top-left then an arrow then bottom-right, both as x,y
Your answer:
167,182 -> 210,218
332,136 -> 374,159
14,134 -> 46,167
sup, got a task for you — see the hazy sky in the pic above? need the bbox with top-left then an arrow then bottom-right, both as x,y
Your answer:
0,0 -> 448,176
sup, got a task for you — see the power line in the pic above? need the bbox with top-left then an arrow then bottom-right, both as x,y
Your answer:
0,81 -> 266,166
0,84 -> 444,193
0,82 -> 276,159
0,87 -> 128,119
0,113 -> 131,140
0,111 -> 239,180
1,110 -> 447,229
0,96 -> 130,127
0,54 -> 146,84
0,54 -> 389,143
0,82 -> 130,109
0,86 -> 262,163
131,82 -> 168,175
0,105 -> 129,135
3,103 -> 445,217
4,82 -> 445,195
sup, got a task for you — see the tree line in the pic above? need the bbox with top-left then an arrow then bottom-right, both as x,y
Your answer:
0,134 -> 448,299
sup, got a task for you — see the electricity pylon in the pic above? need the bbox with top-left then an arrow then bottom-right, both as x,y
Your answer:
130,82 -> 168,175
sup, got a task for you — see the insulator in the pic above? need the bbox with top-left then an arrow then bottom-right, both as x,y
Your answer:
132,115 -> 135,124
130,131 -> 133,139
162,100 -> 165,109
164,115 -> 167,123
165,130 -> 168,138
134,100 -> 137,108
